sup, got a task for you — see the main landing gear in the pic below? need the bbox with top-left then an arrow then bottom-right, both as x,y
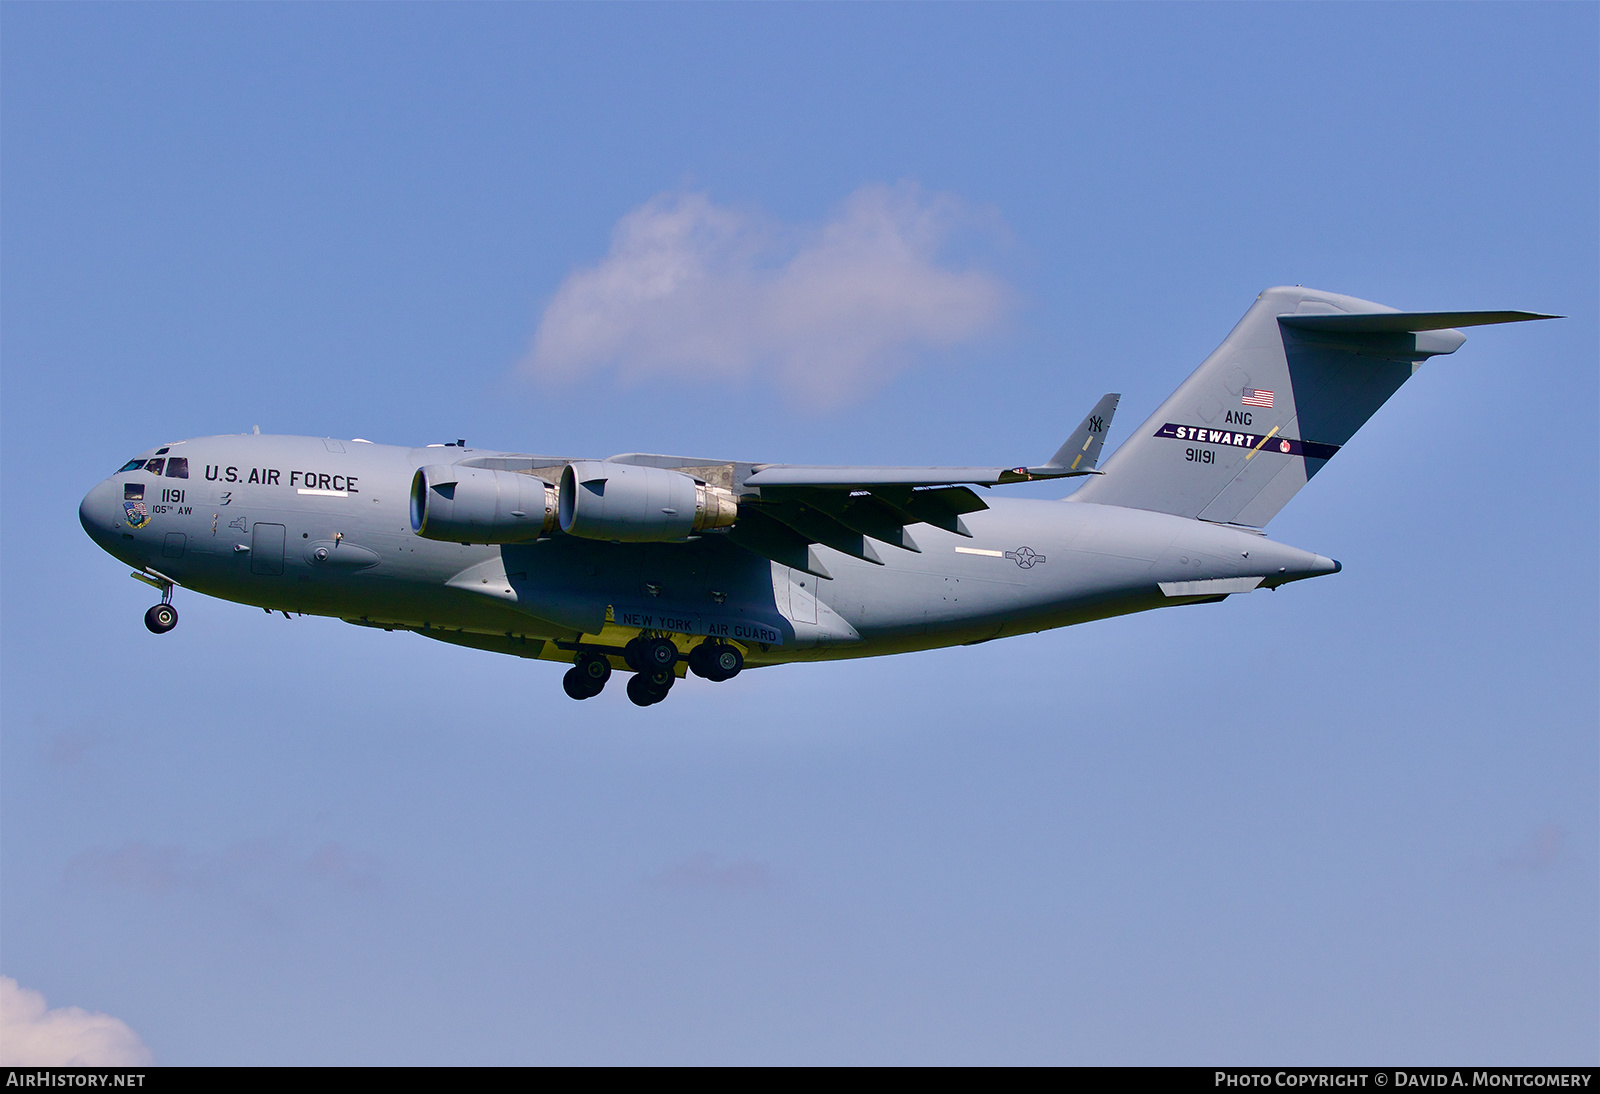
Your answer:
687,641 -> 743,682
559,636 -> 745,705
562,652 -> 612,700
625,668 -> 675,707
622,636 -> 679,707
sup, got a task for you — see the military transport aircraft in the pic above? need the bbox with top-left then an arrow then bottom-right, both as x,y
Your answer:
79,287 -> 1553,707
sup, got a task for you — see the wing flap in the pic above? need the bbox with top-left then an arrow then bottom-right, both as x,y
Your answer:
778,489 -> 923,553
726,509 -> 833,579
725,484 -> 988,572
868,485 -> 986,538
749,500 -> 886,566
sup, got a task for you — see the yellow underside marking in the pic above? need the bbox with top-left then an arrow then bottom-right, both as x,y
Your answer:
955,546 -> 1004,557
1245,425 -> 1282,460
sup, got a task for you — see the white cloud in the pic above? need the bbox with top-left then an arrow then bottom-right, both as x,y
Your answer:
649,853 -> 774,891
65,838 -> 383,900
524,183 -> 1012,406
65,841 -> 185,895
0,978 -> 153,1066
42,726 -> 114,769
1501,823 -> 1566,872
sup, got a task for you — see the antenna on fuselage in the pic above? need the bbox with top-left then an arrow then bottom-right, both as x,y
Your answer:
252,425 -> 260,435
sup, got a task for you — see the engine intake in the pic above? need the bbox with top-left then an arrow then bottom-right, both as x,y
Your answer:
411,465 -> 557,543
559,461 -> 737,542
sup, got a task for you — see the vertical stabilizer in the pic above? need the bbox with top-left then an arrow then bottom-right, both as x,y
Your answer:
1070,287 -> 1553,526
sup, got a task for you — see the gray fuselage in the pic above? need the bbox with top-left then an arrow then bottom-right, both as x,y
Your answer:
79,433 -> 1338,671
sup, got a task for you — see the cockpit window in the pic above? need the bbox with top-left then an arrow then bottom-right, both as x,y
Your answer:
165,457 -> 189,478
117,459 -> 146,472
145,458 -> 165,476
156,447 -> 170,455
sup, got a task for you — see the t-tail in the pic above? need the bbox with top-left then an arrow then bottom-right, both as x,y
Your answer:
1070,286 -> 1556,527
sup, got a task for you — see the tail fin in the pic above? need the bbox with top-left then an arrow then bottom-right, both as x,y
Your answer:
1070,287 -> 1555,526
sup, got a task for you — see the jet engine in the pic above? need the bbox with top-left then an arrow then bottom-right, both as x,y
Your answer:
411,465 -> 558,543
559,460 -> 737,542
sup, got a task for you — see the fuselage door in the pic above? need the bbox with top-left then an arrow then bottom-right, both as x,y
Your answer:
250,523 -> 286,576
789,570 -> 818,625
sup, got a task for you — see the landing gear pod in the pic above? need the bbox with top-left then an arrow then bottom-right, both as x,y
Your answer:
559,461 -> 737,543
411,466 -> 558,544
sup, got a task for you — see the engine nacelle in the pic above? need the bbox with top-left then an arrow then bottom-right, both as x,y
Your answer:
410,465 -> 557,543
559,460 -> 738,542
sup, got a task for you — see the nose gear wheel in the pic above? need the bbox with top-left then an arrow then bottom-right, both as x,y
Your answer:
144,603 -> 178,633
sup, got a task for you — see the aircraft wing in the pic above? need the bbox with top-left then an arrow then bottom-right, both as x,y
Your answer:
728,394 -> 1121,578
742,393 -> 1121,488
467,396 -> 1121,579
745,465 -> 1049,487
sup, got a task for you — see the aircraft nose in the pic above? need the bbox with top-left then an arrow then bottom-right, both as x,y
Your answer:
79,478 -> 120,545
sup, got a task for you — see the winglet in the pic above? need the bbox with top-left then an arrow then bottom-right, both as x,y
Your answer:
1029,393 -> 1119,477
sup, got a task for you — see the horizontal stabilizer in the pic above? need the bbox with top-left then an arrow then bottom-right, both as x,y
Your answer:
1279,310 -> 1560,333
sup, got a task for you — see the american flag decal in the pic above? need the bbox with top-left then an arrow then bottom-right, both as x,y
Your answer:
1242,389 -> 1275,408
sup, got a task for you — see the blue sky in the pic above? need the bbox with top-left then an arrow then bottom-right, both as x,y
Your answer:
2,3 -> 1595,1064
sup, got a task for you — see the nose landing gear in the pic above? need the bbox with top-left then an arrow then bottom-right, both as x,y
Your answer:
136,569 -> 179,634
144,602 -> 178,634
